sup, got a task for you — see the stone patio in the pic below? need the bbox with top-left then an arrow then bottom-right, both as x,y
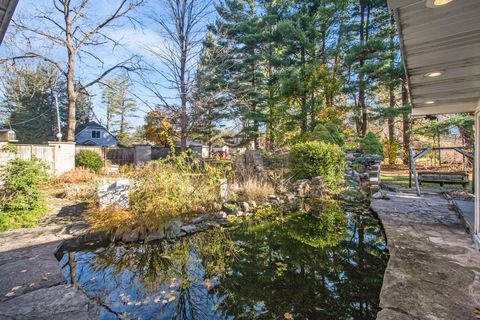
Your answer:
372,190 -> 480,320
0,198 -> 100,320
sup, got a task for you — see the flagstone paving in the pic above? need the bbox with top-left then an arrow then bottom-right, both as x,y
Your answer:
372,190 -> 480,320
0,198 -> 100,320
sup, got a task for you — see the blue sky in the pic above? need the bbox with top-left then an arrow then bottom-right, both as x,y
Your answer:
0,0 -> 216,129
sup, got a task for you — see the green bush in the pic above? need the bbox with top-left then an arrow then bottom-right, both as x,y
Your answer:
75,150 -> 103,173
361,132 -> 384,156
289,141 -> 346,190
311,121 -> 345,146
1,157 -> 49,211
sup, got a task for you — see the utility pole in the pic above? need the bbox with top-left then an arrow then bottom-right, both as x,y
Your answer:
55,95 -> 62,142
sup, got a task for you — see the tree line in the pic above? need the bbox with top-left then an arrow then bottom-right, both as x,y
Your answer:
0,0 -> 473,158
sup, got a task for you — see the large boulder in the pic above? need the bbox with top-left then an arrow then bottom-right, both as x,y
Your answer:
98,179 -> 130,209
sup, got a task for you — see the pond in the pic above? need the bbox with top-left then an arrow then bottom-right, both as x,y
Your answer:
57,200 -> 388,320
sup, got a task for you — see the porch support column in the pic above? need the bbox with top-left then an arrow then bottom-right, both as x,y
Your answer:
475,103 -> 480,248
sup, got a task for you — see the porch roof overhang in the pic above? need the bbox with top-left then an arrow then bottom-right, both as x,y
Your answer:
387,0 -> 480,116
0,0 -> 18,45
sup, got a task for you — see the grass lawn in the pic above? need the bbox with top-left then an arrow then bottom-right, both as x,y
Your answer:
381,164 -> 473,191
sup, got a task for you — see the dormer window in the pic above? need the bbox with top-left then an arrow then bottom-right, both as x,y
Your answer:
92,130 -> 101,139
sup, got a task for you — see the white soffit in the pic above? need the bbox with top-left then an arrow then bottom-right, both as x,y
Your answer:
387,0 -> 480,116
0,0 -> 18,45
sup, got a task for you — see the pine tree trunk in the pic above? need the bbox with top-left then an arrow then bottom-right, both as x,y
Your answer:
402,79 -> 410,165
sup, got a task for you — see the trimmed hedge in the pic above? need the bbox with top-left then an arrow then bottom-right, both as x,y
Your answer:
289,141 -> 346,190
75,150 -> 103,173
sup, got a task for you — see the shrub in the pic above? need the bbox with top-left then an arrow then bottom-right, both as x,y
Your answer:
1,157 -> 49,211
361,132 -> 384,156
289,141 -> 346,190
311,121 -> 345,146
75,150 -> 103,173
384,139 -> 400,165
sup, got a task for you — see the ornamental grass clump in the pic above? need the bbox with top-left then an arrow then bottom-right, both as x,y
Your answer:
130,155 -> 225,229
231,177 -> 274,202
289,141 -> 346,191
88,154 -> 227,232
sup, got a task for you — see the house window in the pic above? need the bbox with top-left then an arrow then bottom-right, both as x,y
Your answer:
92,130 -> 101,139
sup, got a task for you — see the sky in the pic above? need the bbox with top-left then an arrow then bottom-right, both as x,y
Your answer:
0,0 -> 216,129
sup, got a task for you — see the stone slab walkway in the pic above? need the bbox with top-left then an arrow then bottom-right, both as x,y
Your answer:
371,190 -> 480,320
0,198 -> 100,320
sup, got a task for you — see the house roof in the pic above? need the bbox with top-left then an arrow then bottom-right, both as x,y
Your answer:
387,0 -> 480,116
75,121 -> 105,134
75,120 -> 118,141
0,0 -> 18,45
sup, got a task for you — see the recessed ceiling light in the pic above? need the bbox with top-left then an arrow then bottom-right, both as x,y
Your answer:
425,101 -> 436,105
426,0 -> 455,8
425,71 -> 444,78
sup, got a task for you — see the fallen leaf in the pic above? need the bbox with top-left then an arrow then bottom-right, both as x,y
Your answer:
11,286 -> 22,291
284,312 -> 294,319
168,296 -> 176,302
5,292 -> 15,297
21,270 -> 27,273
65,284 -> 73,289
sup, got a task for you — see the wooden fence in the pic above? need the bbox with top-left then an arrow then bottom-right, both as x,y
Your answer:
75,146 -> 134,165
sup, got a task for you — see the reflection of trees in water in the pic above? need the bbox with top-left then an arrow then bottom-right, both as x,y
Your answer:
63,201 -> 387,320
66,228 -> 239,319
212,200 -> 388,320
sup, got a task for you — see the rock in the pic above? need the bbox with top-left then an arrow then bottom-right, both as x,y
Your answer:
309,176 -> 325,198
249,200 -> 257,208
241,202 -> 250,212
372,190 -> 390,200
113,228 -> 123,241
66,221 -> 89,236
168,222 -> 182,236
181,225 -> 197,234
216,211 -> 228,219
145,230 -> 165,242
292,179 -> 311,197
122,228 -> 139,243
236,210 -> 245,217
372,192 -> 382,199
98,179 -> 130,209
206,221 -> 220,228
192,216 -> 205,224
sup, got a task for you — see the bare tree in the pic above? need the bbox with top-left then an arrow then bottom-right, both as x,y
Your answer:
145,0 -> 211,151
2,0 -> 144,141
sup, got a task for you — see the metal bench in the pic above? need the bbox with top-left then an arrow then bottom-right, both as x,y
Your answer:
418,171 -> 469,188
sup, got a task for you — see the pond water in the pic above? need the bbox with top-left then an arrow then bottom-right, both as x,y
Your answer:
57,200 -> 388,320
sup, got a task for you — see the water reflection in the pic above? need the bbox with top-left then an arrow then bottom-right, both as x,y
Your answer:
59,200 -> 388,320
